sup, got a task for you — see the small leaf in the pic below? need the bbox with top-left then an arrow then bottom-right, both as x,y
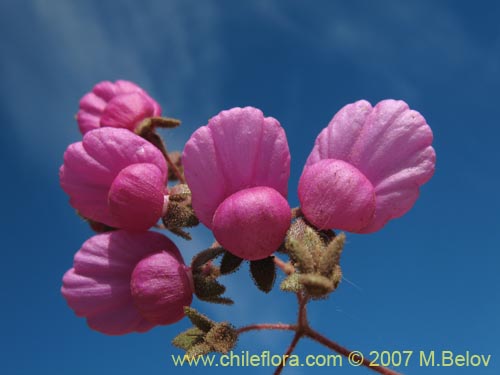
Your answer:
193,274 -> 226,300
166,152 -> 184,181
172,327 -> 205,351
331,264 -> 342,289
285,238 -> 315,274
220,251 -> 244,275
300,224 -> 324,267
137,129 -> 167,156
280,273 -> 302,293
318,233 -> 345,277
191,247 -> 225,270
299,273 -> 334,298
317,228 -> 336,245
183,307 -> 214,332
249,256 -> 276,293
168,184 -> 191,201
285,218 -> 321,273
148,116 -> 181,129
206,296 -> 234,305
166,226 -> 192,240
163,201 -> 199,229
136,117 -> 181,134
186,342 -> 212,358
205,323 -> 238,354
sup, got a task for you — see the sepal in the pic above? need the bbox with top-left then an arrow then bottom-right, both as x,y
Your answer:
280,273 -> 302,293
173,308 -> 238,357
172,327 -> 205,350
249,256 -> 276,293
220,252 -> 244,275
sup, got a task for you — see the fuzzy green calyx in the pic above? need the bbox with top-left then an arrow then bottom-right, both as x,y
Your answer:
282,218 -> 346,298
173,308 -> 238,358
205,323 -> 238,353
162,184 -> 199,240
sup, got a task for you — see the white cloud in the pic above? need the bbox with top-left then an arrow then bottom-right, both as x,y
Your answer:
2,0 -> 223,171
251,0 -> 496,103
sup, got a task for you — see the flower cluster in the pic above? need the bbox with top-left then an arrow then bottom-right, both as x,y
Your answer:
61,81 -> 191,335
60,80 -> 435,360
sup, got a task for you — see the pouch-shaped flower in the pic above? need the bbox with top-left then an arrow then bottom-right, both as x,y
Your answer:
60,127 -> 168,231
77,80 -> 161,134
299,100 -> 436,233
183,107 -> 291,260
62,231 -> 193,335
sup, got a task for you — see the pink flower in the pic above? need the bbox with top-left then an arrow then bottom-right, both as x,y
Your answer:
299,100 -> 436,233
77,80 -> 161,134
183,107 -> 291,260
62,231 -> 193,335
59,127 -> 168,231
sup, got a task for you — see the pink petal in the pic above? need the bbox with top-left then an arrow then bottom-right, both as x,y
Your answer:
59,128 -> 167,229
183,107 -> 290,228
76,111 -> 101,134
304,99 -> 435,232
181,126 -> 226,226
59,142 -> 117,226
298,159 -> 376,231
73,231 -> 183,277
108,163 -> 166,231
114,80 -> 162,116
114,80 -> 144,94
79,92 -> 107,114
306,100 -> 372,166
86,303 -> 154,335
62,231 -> 183,335
62,269 -> 131,317
359,146 -> 436,233
82,128 -> 167,178
77,80 -> 162,134
62,267 -> 147,335
212,186 -> 291,260
92,81 -> 120,101
61,141 -> 113,184
101,92 -> 158,131
130,252 -> 193,325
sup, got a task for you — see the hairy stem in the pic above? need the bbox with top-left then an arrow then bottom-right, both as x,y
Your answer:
236,323 -> 296,335
304,328 -> 402,375
162,146 -> 186,183
274,332 -> 302,375
240,256 -> 401,375
273,256 -> 295,275
238,235 -> 400,374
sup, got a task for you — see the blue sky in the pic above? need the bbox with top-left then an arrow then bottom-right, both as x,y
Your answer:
1,0 -> 499,374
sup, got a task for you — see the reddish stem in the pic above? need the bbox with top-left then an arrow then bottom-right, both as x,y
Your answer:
274,332 -> 302,375
236,323 -> 296,335
304,328 -> 402,375
238,268 -> 401,375
273,256 -> 294,275
162,147 -> 186,183
241,230 -> 400,374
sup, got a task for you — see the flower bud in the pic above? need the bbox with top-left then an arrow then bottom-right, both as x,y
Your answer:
61,231 -> 191,335
300,99 -> 435,233
298,159 -> 375,231
212,187 -> 291,260
183,107 -> 292,260
60,127 -> 168,231
131,252 -> 193,325
108,163 -> 167,231
77,80 -> 161,134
